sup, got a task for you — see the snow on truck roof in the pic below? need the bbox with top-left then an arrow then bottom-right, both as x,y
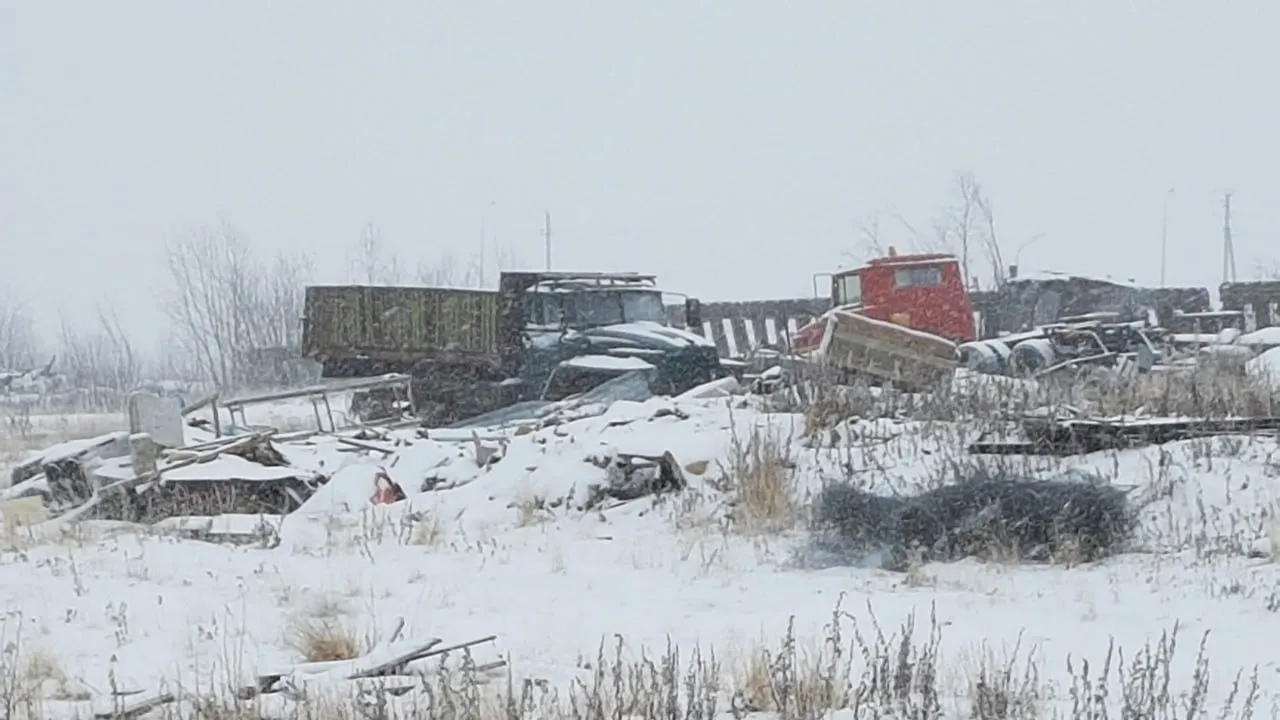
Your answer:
834,253 -> 960,276
531,275 -> 661,293
1005,270 -> 1141,287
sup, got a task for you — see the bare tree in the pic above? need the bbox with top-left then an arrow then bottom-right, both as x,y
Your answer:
850,207 -> 953,265
57,304 -> 141,407
258,250 -> 315,350
925,172 -> 1006,290
1255,259 -> 1280,280
350,222 -> 403,284
0,290 -> 40,371
960,173 -> 1005,289
162,221 -> 313,389
850,212 -> 886,260
847,173 -> 1006,290
415,244 -> 523,288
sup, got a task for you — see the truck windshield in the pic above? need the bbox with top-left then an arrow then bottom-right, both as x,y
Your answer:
575,291 -> 666,326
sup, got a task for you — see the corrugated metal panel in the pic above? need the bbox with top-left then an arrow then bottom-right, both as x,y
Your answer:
307,287 -> 364,350
304,286 -> 498,358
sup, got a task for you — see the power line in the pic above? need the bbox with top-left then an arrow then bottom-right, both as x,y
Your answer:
1222,193 -> 1237,284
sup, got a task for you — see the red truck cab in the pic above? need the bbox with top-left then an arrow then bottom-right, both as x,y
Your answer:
792,249 -> 976,352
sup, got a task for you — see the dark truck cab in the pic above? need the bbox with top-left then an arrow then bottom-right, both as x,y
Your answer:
301,271 -> 721,425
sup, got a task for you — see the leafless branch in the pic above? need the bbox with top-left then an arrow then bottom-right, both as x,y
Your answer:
350,222 -> 403,284
415,243 -> 524,288
0,290 -> 40,371
161,221 -> 313,390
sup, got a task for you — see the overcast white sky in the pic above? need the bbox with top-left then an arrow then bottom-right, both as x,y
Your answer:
3,1 -> 1278,346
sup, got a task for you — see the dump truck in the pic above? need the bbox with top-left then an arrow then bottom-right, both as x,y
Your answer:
301,271 -> 725,424
814,309 -> 959,391
784,249 -> 969,389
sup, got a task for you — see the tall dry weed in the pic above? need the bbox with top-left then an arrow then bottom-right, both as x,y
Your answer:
720,415 -> 799,533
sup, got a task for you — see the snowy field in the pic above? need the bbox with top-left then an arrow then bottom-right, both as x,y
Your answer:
3,390 -> 1280,718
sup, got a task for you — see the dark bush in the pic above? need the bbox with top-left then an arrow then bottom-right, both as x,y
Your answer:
809,469 -> 1135,571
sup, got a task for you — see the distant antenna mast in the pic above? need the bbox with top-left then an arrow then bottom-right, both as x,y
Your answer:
1222,193 -> 1237,284
542,210 -> 552,270
1159,188 -> 1173,286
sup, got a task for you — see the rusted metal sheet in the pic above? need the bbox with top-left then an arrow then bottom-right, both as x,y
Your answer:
666,297 -> 830,358
302,286 -> 499,362
970,280 -> 1211,339
1220,281 -> 1280,331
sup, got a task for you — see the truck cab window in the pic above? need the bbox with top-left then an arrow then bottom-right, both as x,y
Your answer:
574,293 -> 625,326
619,291 -> 666,323
894,266 -> 942,289
526,294 -> 568,326
837,275 -> 862,305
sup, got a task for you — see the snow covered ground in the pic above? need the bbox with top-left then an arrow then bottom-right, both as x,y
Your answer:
3,392 -> 1280,718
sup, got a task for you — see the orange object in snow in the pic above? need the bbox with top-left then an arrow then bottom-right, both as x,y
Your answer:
371,468 -> 406,505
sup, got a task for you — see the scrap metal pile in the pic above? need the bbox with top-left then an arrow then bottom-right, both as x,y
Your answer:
0,370 -> 736,537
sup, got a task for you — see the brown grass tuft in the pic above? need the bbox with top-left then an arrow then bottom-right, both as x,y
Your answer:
285,617 -> 362,663
720,416 -> 798,533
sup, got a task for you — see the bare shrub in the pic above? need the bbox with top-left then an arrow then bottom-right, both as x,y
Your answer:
720,416 -> 798,533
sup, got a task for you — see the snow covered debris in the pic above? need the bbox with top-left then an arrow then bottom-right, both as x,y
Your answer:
1246,346 -> 1280,392
6,389 -> 1280,717
561,354 -> 655,372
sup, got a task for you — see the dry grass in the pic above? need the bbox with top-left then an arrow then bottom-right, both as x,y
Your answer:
284,616 -> 363,663
0,623 -> 87,719
776,361 -> 1280,438
966,635 -> 1042,720
511,481 -> 555,528
720,416 -> 800,534
0,597 -> 1269,719
409,509 -> 446,547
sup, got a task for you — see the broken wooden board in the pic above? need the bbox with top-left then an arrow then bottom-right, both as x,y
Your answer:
969,415 -> 1280,456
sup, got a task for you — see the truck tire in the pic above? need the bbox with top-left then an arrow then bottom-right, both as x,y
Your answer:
1009,339 -> 1056,376
958,341 -> 1009,374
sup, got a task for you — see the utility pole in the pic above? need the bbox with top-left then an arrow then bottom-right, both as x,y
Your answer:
1222,192 -> 1237,284
479,200 -> 496,287
542,210 -> 552,270
1159,188 -> 1174,286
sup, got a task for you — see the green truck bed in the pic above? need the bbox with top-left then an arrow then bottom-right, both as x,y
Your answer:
301,285 -> 500,362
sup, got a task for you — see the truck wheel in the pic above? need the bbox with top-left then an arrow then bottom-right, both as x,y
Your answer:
958,341 -> 1004,374
1009,339 -> 1056,376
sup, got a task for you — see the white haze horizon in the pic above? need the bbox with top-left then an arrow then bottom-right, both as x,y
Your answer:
3,1 -> 1279,361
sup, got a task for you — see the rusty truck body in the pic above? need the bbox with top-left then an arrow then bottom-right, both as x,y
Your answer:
301,271 -> 724,424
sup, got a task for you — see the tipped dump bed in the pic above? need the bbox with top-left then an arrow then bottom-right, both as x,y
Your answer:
821,310 -> 958,391
301,285 -> 500,363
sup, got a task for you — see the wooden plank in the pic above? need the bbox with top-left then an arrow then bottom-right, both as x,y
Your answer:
348,635 -> 498,679
93,692 -> 176,719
